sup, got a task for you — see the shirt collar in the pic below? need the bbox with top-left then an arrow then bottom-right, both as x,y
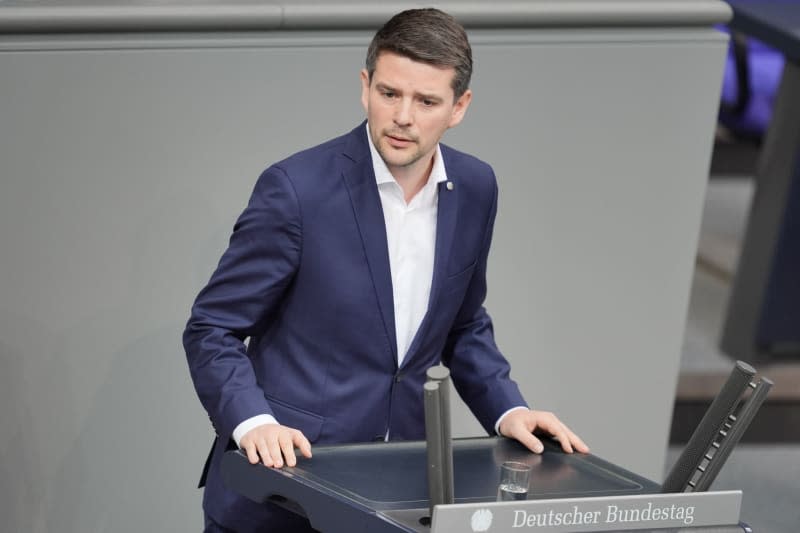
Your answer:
366,122 -> 447,190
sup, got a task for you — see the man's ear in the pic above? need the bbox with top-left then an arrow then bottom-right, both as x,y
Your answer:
448,89 -> 473,129
360,69 -> 370,113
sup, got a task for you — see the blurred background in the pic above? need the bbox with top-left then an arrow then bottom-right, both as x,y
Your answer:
668,17 -> 800,532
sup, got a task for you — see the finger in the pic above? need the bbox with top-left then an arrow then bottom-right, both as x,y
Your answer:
293,430 -> 313,458
565,427 -> 590,453
509,426 -> 544,454
543,417 -> 588,454
546,419 -> 573,453
540,418 -> 574,454
279,432 -> 297,467
242,440 -> 260,465
255,438 -> 275,467
533,414 -> 574,453
266,433 -> 284,468
553,425 -> 574,454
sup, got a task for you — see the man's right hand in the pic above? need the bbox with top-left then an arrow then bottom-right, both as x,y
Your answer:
239,423 -> 312,468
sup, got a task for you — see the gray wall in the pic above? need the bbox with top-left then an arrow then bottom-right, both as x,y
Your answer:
0,3 -> 729,532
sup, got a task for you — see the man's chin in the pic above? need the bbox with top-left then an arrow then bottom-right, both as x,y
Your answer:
378,147 -> 418,169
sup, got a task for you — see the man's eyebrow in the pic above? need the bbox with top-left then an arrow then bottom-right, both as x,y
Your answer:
416,92 -> 444,103
374,82 -> 443,102
375,82 -> 397,92
375,81 -> 444,102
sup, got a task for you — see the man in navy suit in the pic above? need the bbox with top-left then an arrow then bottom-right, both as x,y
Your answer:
184,8 -> 588,532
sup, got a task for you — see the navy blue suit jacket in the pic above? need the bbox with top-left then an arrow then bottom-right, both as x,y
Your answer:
184,123 -> 527,530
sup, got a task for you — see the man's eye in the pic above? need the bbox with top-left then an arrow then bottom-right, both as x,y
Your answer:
382,91 -> 396,99
421,99 -> 435,107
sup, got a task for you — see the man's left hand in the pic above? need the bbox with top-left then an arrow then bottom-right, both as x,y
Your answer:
498,409 -> 589,455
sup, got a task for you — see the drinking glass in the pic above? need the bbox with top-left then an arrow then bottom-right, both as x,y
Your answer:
497,461 -> 531,501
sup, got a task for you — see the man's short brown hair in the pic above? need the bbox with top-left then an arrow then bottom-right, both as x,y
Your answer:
365,8 -> 473,99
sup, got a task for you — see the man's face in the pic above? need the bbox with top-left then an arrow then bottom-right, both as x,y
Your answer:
360,51 -> 472,179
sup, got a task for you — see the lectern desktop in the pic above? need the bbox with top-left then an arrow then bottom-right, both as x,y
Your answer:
221,437 -> 749,532
223,362 -> 768,532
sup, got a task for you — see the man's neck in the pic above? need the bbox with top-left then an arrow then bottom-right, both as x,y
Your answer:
390,155 -> 435,204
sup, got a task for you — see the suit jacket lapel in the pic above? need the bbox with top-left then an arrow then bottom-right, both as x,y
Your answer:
429,179 -> 458,314
341,125 -> 398,365
402,161 -> 459,366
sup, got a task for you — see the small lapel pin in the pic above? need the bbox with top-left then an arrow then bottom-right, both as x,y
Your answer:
446,181 -> 454,191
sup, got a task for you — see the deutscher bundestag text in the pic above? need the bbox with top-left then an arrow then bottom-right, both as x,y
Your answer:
512,503 -> 696,528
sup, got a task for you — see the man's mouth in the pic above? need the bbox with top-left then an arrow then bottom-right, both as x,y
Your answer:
385,133 -> 415,148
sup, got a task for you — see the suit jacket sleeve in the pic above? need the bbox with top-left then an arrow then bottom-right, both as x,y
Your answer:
442,178 -> 528,434
183,165 -> 301,441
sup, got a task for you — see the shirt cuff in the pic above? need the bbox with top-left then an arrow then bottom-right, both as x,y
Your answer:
494,406 -> 529,435
232,414 -> 279,447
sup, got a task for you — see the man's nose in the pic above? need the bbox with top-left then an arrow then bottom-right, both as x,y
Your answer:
393,98 -> 413,127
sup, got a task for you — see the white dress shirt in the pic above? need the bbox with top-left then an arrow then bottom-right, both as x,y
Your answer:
368,126 -> 444,365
